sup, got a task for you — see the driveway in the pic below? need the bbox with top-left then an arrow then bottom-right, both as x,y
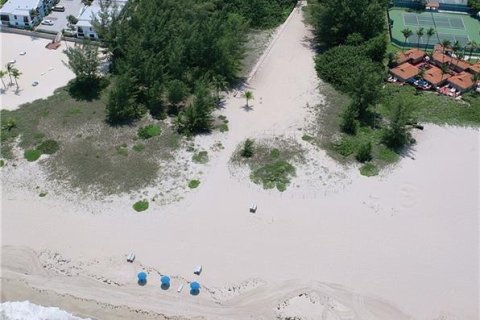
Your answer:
35,0 -> 84,34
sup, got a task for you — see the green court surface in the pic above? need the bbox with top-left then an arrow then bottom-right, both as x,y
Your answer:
389,8 -> 480,49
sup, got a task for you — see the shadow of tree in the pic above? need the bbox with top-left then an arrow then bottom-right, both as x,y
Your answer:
67,77 -> 108,101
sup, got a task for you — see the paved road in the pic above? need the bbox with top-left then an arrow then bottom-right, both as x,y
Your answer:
35,0 -> 84,34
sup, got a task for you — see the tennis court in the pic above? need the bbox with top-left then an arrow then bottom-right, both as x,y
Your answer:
389,8 -> 480,50
403,13 -> 465,30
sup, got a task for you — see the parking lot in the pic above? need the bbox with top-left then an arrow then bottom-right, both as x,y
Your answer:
35,0 -> 84,34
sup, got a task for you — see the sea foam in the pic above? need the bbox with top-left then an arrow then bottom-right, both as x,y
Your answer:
0,301 -> 91,320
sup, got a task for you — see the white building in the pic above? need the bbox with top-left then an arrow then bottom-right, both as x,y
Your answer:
76,0 -> 127,40
0,0 -> 54,28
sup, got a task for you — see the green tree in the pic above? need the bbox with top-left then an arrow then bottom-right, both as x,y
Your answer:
468,0 -> 480,13
167,80 -> 189,107
240,139 -> 255,158
356,141 -> 372,163
106,74 -> 145,124
345,60 -> 383,122
309,0 -> 387,47
64,41 -> 99,81
424,27 -> 435,53
415,27 -> 424,49
10,68 -> 21,89
383,102 -> 414,150
401,28 -> 413,51
176,82 -> 214,135
243,91 -> 254,107
91,0 -> 120,42
66,14 -> 78,26
340,103 -> 357,135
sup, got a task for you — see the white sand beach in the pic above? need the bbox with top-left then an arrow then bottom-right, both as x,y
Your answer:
0,32 -> 75,110
1,4 -> 479,320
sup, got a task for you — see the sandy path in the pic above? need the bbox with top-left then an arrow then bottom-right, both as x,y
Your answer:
2,4 -> 479,320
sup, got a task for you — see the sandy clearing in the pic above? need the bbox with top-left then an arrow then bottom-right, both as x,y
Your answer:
1,3 -> 479,320
0,32 -> 75,110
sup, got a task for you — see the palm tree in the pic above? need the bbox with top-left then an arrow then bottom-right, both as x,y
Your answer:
451,40 -> 461,69
440,39 -> 451,65
0,70 -> 7,90
440,39 -> 451,55
418,67 -> 426,79
440,63 -> 449,82
243,91 -> 254,107
11,68 -> 21,90
416,27 -> 424,49
401,28 -> 413,51
424,27 -> 435,53
467,40 -> 478,62
6,63 -> 13,85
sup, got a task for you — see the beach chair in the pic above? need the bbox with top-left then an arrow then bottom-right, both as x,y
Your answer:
249,203 -> 257,213
177,283 -> 184,293
194,265 -> 202,275
127,253 -> 135,263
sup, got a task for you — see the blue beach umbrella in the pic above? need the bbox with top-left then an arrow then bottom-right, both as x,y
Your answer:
137,272 -> 147,282
190,281 -> 200,291
161,275 -> 171,285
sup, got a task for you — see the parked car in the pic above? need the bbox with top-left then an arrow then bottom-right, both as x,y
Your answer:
52,6 -> 65,12
63,28 -> 76,37
41,19 -> 54,25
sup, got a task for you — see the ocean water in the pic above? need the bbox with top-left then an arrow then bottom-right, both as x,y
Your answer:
0,301 -> 91,320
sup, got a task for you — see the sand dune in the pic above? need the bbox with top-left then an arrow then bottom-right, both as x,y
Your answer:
1,3 -> 479,320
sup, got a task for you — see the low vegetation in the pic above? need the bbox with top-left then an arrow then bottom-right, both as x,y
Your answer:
232,139 -> 304,192
138,124 -> 161,140
0,89 -> 181,195
133,200 -> 149,212
192,151 -> 209,164
188,179 -> 201,189
24,149 -> 41,162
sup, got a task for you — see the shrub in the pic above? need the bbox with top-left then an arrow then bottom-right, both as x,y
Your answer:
251,160 -> 295,192
36,139 -> 59,155
360,163 -> 379,176
39,192 -> 48,197
0,159 -> 4,167
138,124 -> 161,140
133,200 -> 149,212
192,151 -> 209,164
188,179 -> 200,188
116,144 -> 128,156
24,149 -> 41,162
270,148 -> 280,159
355,142 -> 372,163
340,104 -> 357,134
301,134 -> 314,142
133,143 -> 145,152
216,123 -> 229,132
240,139 -> 255,158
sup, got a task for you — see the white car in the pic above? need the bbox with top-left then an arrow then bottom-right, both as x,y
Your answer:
41,19 -> 54,26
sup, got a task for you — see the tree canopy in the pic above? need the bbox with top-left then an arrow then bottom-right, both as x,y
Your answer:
309,0 -> 387,48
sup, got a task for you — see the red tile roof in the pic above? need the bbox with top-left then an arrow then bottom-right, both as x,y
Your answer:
390,63 -> 419,81
452,58 -> 471,71
396,48 -> 426,64
432,52 -> 453,65
469,63 -> 480,74
448,72 -> 475,91
423,66 -> 450,86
